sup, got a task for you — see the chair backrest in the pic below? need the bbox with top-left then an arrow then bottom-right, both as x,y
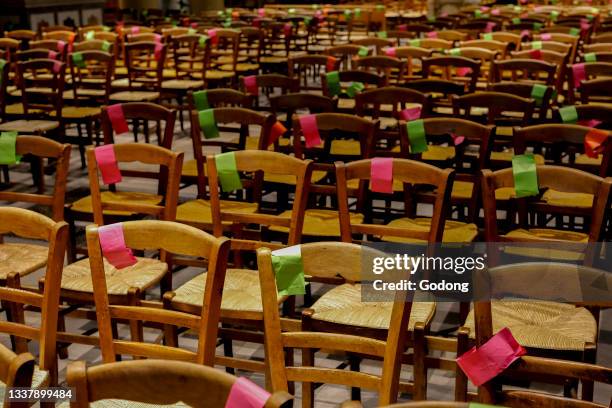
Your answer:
336,158 -> 455,243
16,59 -> 66,120
239,73 -> 299,109
0,346 -> 35,404
169,34 -> 209,82
124,41 -> 166,91
207,150 -> 311,249
86,143 -> 183,225
492,59 -> 557,86
567,62 -> 612,104
552,104 -> 612,129
354,55 -> 405,83
321,69 -> 386,95
189,89 -> 253,110
101,102 -> 176,148
67,359 -> 293,408
0,135 -> 71,221
452,91 -> 535,127
257,242 -> 414,406
0,208 -> 68,382
579,78 -> 612,105
422,56 -> 481,93
351,37 -> 395,54
288,54 -> 341,90
69,50 -> 114,104
85,220 -> 230,365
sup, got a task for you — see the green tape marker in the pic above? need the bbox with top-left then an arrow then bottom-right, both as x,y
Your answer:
483,33 -> 493,41
569,27 -> 580,36
354,8 -> 361,17
512,154 -> 539,198
530,84 -> 547,106
376,4 -> 385,11
358,46 -> 369,56
326,71 -> 341,97
533,22 -> 543,31
409,39 -> 421,47
406,120 -> 428,154
0,132 -> 21,165
346,81 -> 365,98
198,109 -> 219,139
559,105 -> 578,123
193,90 -> 210,111
271,246 -> 306,296
101,40 -> 111,52
474,10 -> 482,18
584,52 -> 596,62
72,52 -> 86,68
199,35 -> 209,48
377,31 -> 388,39
85,31 -> 95,40
449,48 -> 461,56
0,59 -> 6,87
551,10 -> 559,21
215,152 -> 242,192
512,17 -> 521,24
531,41 -> 542,49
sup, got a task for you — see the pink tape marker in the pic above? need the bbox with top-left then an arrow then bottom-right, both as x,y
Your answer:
399,106 -> 421,121
98,223 -> 137,269
243,75 -> 258,95
541,33 -> 552,41
258,8 -> 266,17
299,115 -> 322,148
572,63 -> 586,88
48,50 -> 58,59
385,47 -> 397,57
457,328 -> 526,387
326,56 -> 337,72
94,145 -> 123,185
52,61 -> 62,73
456,67 -> 472,76
153,33 -> 162,43
190,22 -> 199,28
485,22 -> 496,32
131,26 -> 140,35
225,377 -> 270,408
520,29 -> 530,38
578,119 -> 603,128
480,6 -> 490,11
426,31 -> 438,38
154,42 -> 163,60
106,104 -> 130,135
371,157 -> 393,194
397,24 -> 407,31
451,133 -> 465,145
491,8 -> 500,15
283,23 -> 292,37
529,49 -> 543,60
57,40 -> 66,53
207,29 -> 218,45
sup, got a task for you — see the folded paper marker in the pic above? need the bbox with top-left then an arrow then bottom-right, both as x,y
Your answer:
243,75 -> 258,95
94,145 -> 122,185
215,152 -> 242,192
406,120 -> 428,154
269,121 -> 288,146
271,245 -> 306,296
530,84 -> 547,106
450,133 -> 465,146
154,42 -> 163,60
193,90 -> 210,111
72,52 -> 86,68
385,47 -> 397,57
572,63 -> 587,89
225,377 -> 270,408
426,31 -> 438,38
559,105 -> 578,124
512,154 -> 539,198
457,327 -> 526,387
97,223 -> 137,269
0,132 -> 21,165
198,109 -> 220,139
326,71 -> 341,97
346,81 -> 365,98
326,56 -> 337,72
106,104 -> 130,135
529,49 -> 542,60
300,115 -> 322,148
371,157 -> 394,194
584,129 -> 608,158
399,106 -> 421,121
578,119 -> 602,128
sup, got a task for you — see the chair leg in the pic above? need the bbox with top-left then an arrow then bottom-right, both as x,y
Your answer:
581,345 -> 596,401
413,323 -> 427,400
76,122 -> 86,169
143,120 -> 150,144
66,209 -> 78,264
301,348 -> 315,408
127,288 -> 144,360
221,323 -> 235,375
6,273 -> 28,354
162,292 -> 178,347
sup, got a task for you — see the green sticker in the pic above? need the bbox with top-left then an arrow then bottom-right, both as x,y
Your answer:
514,6 -> 521,12
199,35 -> 209,48
512,17 -> 521,24
409,39 -> 421,47
288,8 -> 296,14
533,22 -> 543,31
474,10 -> 482,18
85,31 -> 95,40
0,59 -> 6,87
223,19 -> 232,28
188,28 -> 196,35
483,33 -> 493,40
559,105 -> 578,123
0,132 -> 21,165
344,9 -> 352,19
427,16 -> 436,22
346,81 -> 365,98
376,4 -> 385,11
586,14 -> 594,22
354,8 -> 361,17
531,41 -> 542,49
193,90 -> 210,110
326,71 -> 341,97
584,52 -> 596,62
406,120 -> 428,154
102,40 -> 111,52
569,27 -> 580,36
531,84 -> 547,106
272,251 -> 306,296
72,52 -> 86,68
142,9 -> 148,16
215,152 -> 242,192
358,46 -> 369,56
198,109 -> 219,139
377,31 -> 388,39
449,48 -> 461,56
512,154 -> 539,198
551,10 -> 559,21
304,17 -> 312,25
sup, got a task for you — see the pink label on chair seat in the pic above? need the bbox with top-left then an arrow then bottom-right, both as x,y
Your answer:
299,115 -> 322,148
94,144 -> 122,185
98,223 -> 137,269
225,377 -> 270,408
371,157 -> 393,193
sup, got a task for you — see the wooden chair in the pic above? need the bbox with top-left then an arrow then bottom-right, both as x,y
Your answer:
579,78 -> 612,105
354,55 -> 405,84
567,62 -> 612,104
509,49 -> 568,97
0,345 -> 36,407
257,242 -> 427,406
166,150 -> 311,374
80,220 -> 230,364
351,37 -> 395,55
0,207 -> 68,384
391,46 -> 434,80
5,30 -> 37,49
288,54 -> 341,92
239,73 -> 299,110
488,82 -> 554,123
206,29 -> 242,87
460,39 -> 509,57
422,56 -> 481,94
321,70 -> 385,112
402,79 -> 467,116
325,44 -> 368,70
552,104 -> 612,130
67,359 -> 292,408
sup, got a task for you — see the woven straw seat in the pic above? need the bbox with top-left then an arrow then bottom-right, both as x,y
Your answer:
382,218 -> 478,243
172,268 -> 263,312
145,69 -> 177,79
391,144 -> 456,161
330,140 -> 361,156
61,257 -> 167,295
503,229 -> 588,261
0,243 -> 48,279
176,199 -> 258,225
0,120 -> 59,133
177,62 -> 204,70
59,400 -> 187,408
311,284 -> 436,330
114,66 -> 128,76
181,159 -> 205,177
111,79 -> 141,88
464,300 -> 596,350
109,91 -> 160,102
575,153 -> 602,165
203,71 -> 235,80
70,192 -> 163,216
270,209 -> 364,237
4,104 -> 43,115
491,150 -> 545,164
245,135 -> 291,151
260,56 -> 288,64
219,63 -> 260,72
541,189 -> 594,208
161,79 -> 204,90
52,106 -> 101,118
0,365 -> 48,402
216,55 -> 248,64
338,99 -> 356,110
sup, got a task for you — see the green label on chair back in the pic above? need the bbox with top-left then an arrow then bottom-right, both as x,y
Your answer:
474,10 -> 482,18
569,27 -> 580,36
0,59 -> 6,87
102,41 -> 111,52
512,17 -> 521,24
85,31 -> 95,40
354,8 -> 361,17
0,132 -> 21,165
449,48 -> 461,56
377,31 -> 388,39
584,52 -> 596,62
198,109 -> 219,139
358,46 -> 369,57
531,41 -> 542,50
215,152 -> 242,192
551,10 -> 559,21
72,52 -> 86,68
530,84 -> 547,106
326,71 -> 341,97
533,22 -> 543,31
409,39 -> 421,47
559,106 -> 578,123
346,81 -> 365,98
483,33 -> 493,41
193,90 -> 210,111
376,4 -> 385,11
271,246 -> 306,296
406,120 -> 428,154
199,35 -> 209,48
512,154 -> 539,198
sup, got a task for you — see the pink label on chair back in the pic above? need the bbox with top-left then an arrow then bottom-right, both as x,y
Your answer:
529,49 -> 542,60
48,51 -> 58,59
572,63 -> 586,88
457,327 -> 526,386
244,75 -> 258,95
520,29 -> 530,38
153,33 -> 162,43
154,42 -> 163,60
578,119 -> 602,128
208,29 -> 218,45
57,40 -> 66,53
190,22 -> 199,28
397,24 -> 407,31
299,115 -> 322,148
426,31 -> 438,38
485,22 -> 496,32
491,8 -> 500,15
399,106 -> 421,121
371,157 -> 393,193
451,133 -> 465,145
52,61 -> 62,73
258,8 -> 266,17
131,26 -> 140,35
385,47 -> 397,57
456,67 -> 472,76
326,56 -> 337,71
541,33 -> 552,40
98,223 -> 137,269
94,144 -> 123,185
283,23 -> 292,37
106,104 -> 130,135
225,377 -> 270,408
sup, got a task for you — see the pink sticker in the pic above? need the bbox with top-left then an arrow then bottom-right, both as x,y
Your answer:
252,18 -> 262,27
491,8 -> 500,15
440,12 -> 448,17
48,50 -> 58,59
529,49 -> 543,60
224,377 -> 270,408
244,75 -> 258,95
480,6 -> 490,11
385,47 -> 397,57
456,67 -> 472,76
94,145 -> 123,185
457,327 -> 526,387
399,106 -> 421,121
299,115 -> 322,148
485,22 -> 496,32
541,33 -> 552,40
371,157 -> 393,194
315,10 -> 322,18
572,63 -> 586,88
283,23 -> 292,37
578,119 -> 603,128
191,22 -> 199,28
154,42 -> 163,60
153,33 -> 162,43
326,56 -> 337,72
207,29 -> 218,45
57,40 -> 66,53
451,133 -> 465,145
426,31 -> 438,38
52,61 -> 62,73
131,26 -> 140,35
98,223 -> 137,269
520,29 -> 531,38
397,24 -> 407,31
106,104 -> 130,135
581,20 -> 590,32
258,8 -> 265,17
